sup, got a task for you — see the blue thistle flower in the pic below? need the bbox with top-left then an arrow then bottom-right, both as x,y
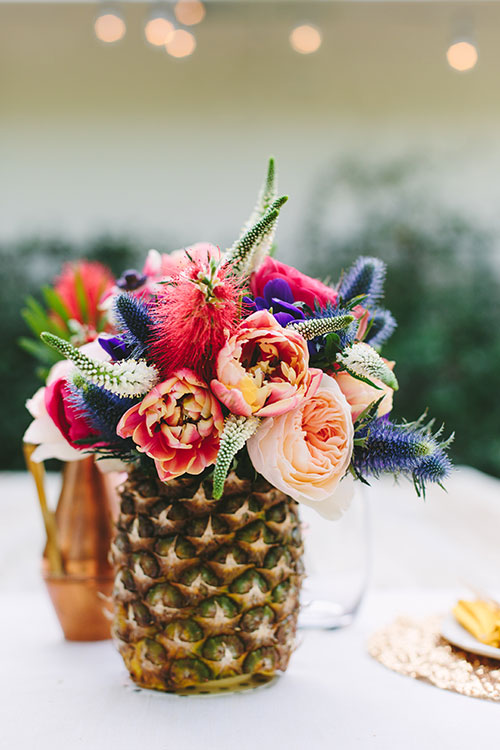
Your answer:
310,300 -> 359,353
354,416 -> 453,495
413,449 -> 452,492
70,382 -> 135,445
354,418 -> 432,476
339,256 -> 386,307
114,294 -> 154,358
365,308 -> 397,349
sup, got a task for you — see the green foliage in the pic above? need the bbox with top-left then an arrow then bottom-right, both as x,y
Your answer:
303,159 -> 500,477
227,196 -> 288,275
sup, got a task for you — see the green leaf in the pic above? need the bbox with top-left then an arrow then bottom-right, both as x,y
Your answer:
324,333 -> 341,361
18,336 -> 61,364
74,268 -> 89,324
341,365 -> 383,390
21,297 -> 50,336
42,286 -> 72,323
353,396 -> 385,428
344,294 -> 368,310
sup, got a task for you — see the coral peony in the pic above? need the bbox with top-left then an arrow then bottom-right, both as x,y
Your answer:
251,257 -> 338,310
117,369 -> 223,481
247,373 -> 354,519
211,310 -> 321,418
333,367 -> 395,422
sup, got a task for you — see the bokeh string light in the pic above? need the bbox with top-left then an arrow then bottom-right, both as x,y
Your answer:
289,24 -> 322,55
446,40 -> 478,72
166,28 -> 197,58
94,10 -> 126,44
94,8 -> 478,73
144,13 -> 175,47
174,1 -> 206,27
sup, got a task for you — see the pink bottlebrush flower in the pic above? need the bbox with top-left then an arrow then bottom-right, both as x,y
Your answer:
54,260 -> 115,330
117,369 -> 224,481
149,251 -> 245,379
211,309 -> 322,418
251,257 -> 338,310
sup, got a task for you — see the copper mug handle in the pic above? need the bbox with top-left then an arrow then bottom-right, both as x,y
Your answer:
23,442 -> 64,575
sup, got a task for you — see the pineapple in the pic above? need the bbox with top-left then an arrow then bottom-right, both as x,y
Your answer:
111,469 -> 304,694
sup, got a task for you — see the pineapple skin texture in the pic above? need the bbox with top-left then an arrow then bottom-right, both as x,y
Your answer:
111,470 -> 304,693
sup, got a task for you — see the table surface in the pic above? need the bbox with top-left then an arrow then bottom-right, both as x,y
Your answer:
1,467 -> 499,749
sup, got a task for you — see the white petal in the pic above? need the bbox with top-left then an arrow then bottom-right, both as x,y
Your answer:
293,474 -> 355,521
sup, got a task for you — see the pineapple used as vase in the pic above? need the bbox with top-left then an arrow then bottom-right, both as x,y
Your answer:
111,470 -> 304,693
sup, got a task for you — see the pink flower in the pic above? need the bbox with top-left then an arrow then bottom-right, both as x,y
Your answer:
352,305 -> 370,340
117,369 -> 224,481
247,374 -> 354,519
24,386 -> 85,462
54,260 -> 115,331
149,253 -> 244,380
142,243 -> 221,279
44,378 -> 100,451
333,361 -> 396,421
24,341 -> 110,462
211,310 -> 322,418
251,257 -> 338,310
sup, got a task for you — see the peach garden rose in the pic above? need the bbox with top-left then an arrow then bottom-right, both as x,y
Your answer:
333,360 -> 396,421
247,373 -> 355,519
211,309 -> 321,418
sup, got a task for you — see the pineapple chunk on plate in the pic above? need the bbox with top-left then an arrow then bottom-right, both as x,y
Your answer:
441,612 -> 500,660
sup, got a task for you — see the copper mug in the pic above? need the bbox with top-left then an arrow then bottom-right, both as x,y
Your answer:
24,446 -> 118,641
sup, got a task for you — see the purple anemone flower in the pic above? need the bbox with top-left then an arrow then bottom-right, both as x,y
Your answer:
116,269 -> 148,292
244,278 -> 306,327
98,335 -> 130,361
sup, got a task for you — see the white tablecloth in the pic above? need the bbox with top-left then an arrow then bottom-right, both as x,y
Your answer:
1,468 -> 499,748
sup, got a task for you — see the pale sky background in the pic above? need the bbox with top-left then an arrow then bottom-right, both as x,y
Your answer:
2,1 -> 500,262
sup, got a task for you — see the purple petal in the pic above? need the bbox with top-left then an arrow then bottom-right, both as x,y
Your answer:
274,312 -> 296,327
271,298 -> 305,319
98,336 -> 129,361
242,295 -> 257,312
254,297 -> 268,310
116,269 -> 148,291
263,279 -> 294,305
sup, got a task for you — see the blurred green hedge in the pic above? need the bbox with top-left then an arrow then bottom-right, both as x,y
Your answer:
302,160 -> 500,477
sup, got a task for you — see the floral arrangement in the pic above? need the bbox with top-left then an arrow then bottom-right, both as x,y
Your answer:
25,160 -> 452,516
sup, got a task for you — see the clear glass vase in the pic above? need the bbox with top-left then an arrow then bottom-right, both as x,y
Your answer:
298,482 -> 371,630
